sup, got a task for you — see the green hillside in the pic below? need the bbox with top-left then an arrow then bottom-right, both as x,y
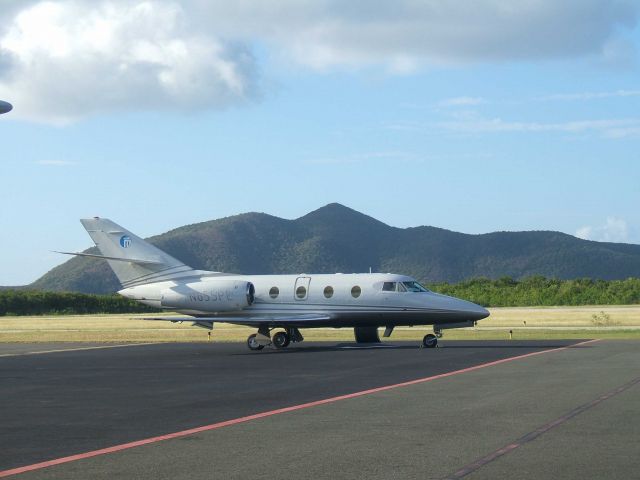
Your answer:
30,203 -> 640,294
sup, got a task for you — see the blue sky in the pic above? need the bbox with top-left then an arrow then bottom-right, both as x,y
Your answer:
1,1 -> 639,284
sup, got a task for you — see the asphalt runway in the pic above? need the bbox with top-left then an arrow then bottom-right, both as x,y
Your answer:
0,339 -> 638,479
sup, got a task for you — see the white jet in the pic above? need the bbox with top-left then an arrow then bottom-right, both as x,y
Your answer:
60,218 -> 489,350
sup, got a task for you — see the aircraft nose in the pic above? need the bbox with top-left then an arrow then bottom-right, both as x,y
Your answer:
458,299 -> 490,321
471,304 -> 490,321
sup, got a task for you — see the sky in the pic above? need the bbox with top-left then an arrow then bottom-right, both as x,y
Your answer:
1,0 -> 640,285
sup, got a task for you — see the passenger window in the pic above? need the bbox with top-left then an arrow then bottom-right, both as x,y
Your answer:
269,287 -> 279,299
351,286 -> 361,298
397,282 -> 407,292
324,286 -> 334,298
296,286 -> 307,299
382,282 -> 396,292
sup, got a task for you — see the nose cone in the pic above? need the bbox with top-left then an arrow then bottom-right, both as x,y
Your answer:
455,298 -> 490,321
427,293 -> 490,322
470,303 -> 490,321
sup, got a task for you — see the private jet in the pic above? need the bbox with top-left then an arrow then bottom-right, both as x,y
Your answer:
59,218 -> 489,350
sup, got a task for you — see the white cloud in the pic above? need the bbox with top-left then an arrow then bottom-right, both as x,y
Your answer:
193,1 -> 638,68
35,160 -> 76,166
0,1 -> 258,124
386,114 -> 640,139
575,226 -> 594,240
432,116 -> 640,138
438,97 -> 486,108
599,35 -> 638,69
304,150 -> 496,165
576,217 -> 630,243
305,151 -> 420,165
0,0 -> 637,123
539,90 -> 640,101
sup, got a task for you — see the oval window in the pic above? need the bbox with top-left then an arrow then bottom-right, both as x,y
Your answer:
269,286 -> 279,299
324,286 -> 334,298
351,286 -> 361,298
296,286 -> 307,299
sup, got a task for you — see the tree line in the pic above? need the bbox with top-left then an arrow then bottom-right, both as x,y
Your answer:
0,290 -> 159,316
429,276 -> 640,307
1,276 -> 640,315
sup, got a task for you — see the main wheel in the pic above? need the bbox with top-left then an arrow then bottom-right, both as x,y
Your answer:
247,334 -> 264,351
272,331 -> 290,349
422,333 -> 438,348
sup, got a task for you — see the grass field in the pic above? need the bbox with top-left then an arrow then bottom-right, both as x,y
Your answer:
1,305 -> 639,343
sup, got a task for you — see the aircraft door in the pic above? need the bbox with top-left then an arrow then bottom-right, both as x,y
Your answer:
294,276 -> 311,301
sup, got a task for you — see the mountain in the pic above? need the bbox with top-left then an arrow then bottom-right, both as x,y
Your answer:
30,203 -> 640,294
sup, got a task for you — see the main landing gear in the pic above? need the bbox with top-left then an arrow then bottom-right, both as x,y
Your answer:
246,327 -> 303,351
247,333 -> 264,351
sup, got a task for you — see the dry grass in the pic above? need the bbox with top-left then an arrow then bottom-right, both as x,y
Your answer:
480,306 -> 640,327
1,306 -> 639,343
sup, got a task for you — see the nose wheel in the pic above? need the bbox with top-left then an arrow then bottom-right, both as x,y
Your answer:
422,333 -> 438,348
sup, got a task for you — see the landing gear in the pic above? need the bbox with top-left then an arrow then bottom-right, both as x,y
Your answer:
247,333 -> 264,351
354,326 -> 381,343
246,327 -> 303,351
272,331 -> 290,349
422,333 -> 438,348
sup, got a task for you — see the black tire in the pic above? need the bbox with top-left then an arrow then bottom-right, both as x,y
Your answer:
273,331 -> 290,349
247,334 -> 264,351
423,333 -> 438,348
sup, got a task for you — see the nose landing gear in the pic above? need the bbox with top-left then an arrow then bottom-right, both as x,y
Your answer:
422,325 -> 445,348
422,333 -> 438,348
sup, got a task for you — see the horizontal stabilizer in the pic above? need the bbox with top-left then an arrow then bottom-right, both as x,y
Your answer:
54,251 -> 164,266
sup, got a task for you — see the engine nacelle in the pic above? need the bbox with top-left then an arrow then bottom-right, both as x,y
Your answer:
161,279 -> 255,312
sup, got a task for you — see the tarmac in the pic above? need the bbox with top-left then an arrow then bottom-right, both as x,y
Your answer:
0,339 -> 638,479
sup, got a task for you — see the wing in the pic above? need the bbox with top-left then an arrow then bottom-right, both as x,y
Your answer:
141,313 -> 332,328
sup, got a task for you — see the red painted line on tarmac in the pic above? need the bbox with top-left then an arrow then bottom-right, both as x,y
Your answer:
0,339 -> 600,478
447,361 -> 640,478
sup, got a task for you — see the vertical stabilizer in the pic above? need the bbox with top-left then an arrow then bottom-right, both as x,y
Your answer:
79,218 -> 194,287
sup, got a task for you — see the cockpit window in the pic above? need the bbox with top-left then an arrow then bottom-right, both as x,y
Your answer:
381,281 -> 430,293
402,281 -> 429,292
382,282 -> 396,292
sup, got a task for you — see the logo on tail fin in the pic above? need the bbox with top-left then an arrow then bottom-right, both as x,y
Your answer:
120,235 -> 131,248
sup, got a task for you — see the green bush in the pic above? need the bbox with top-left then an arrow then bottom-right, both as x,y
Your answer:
0,290 -> 160,316
427,277 -> 640,307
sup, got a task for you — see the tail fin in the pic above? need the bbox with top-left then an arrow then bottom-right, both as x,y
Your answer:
71,218 -> 195,287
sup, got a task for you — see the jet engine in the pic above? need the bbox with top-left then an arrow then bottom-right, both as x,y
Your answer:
161,279 -> 255,312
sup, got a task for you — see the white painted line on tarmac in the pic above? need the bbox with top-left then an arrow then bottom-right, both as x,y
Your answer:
0,343 -> 157,358
339,344 -> 398,349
